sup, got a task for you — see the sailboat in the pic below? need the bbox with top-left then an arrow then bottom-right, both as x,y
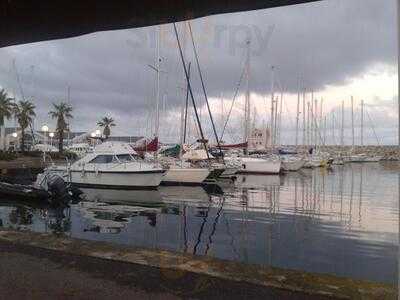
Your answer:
232,43 -> 281,175
160,26 -> 211,185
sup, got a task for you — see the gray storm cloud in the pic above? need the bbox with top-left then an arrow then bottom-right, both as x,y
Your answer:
0,0 -> 396,140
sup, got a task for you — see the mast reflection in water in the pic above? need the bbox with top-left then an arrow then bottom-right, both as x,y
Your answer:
0,163 -> 397,284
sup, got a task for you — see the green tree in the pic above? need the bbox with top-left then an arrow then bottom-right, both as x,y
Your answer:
97,116 -> 115,139
49,102 -> 73,153
0,89 -> 14,150
13,100 -> 36,153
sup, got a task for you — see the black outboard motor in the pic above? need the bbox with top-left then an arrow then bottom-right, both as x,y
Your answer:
45,174 -> 71,206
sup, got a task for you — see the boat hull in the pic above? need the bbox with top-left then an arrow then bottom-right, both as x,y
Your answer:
162,168 -> 210,185
206,168 -> 225,181
281,160 -> 305,171
69,170 -> 165,190
237,158 -> 281,174
304,159 -> 322,168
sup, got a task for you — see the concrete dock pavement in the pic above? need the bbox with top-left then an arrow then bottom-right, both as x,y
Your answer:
0,241 -> 328,300
0,230 -> 396,300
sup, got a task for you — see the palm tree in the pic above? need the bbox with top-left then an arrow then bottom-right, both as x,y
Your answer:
0,89 -> 14,151
49,102 -> 73,153
13,100 -> 36,153
97,116 -> 116,139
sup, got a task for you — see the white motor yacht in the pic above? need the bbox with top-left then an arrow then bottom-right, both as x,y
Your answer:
47,142 -> 165,189
67,143 -> 93,158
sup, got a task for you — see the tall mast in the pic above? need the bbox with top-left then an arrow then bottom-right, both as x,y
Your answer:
313,99 -> 320,146
270,66 -> 275,150
310,90 -> 314,145
320,98 -> 324,146
323,116 -> 327,146
360,99 -> 364,146
188,22 -> 224,158
351,96 -> 354,148
67,85 -> 71,146
307,101 -> 310,147
302,89 -> 306,147
244,41 -> 251,151
398,0 -> 400,146
273,96 -> 279,146
341,100 -> 345,147
183,62 -> 191,144
274,96 -> 279,145
295,78 -> 300,148
155,26 -> 161,151
278,91 -> 283,146
173,23 -> 210,160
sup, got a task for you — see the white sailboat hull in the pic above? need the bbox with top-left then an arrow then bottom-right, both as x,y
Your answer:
237,157 -> 281,174
304,158 -> 322,168
162,168 -> 210,185
281,159 -> 305,171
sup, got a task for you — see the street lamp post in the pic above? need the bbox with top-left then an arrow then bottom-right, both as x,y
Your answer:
91,132 -> 97,146
41,125 -> 49,162
49,132 -> 54,147
12,132 -> 17,151
95,129 -> 101,146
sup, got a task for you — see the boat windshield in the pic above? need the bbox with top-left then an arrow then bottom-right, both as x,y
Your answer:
116,154 -> 134,162
89,155 -> 114,164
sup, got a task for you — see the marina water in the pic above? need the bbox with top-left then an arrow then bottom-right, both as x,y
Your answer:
0,162 -> 398,284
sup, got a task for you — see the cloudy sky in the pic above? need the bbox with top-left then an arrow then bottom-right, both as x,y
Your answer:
0,0 -> 397,145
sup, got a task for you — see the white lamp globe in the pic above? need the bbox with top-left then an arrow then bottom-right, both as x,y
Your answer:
12,132 -> 17,138
49,132 -> 55,138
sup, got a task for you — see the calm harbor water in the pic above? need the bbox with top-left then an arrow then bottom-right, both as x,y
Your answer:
0,162 -> 398,284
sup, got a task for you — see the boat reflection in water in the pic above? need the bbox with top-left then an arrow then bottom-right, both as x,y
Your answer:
234,174 -> 282,189
0,163 -> 397,284
79,188 -> 164,205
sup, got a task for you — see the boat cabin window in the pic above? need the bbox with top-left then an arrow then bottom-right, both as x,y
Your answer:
116,154 -> 134,162
89,155 -> 114,164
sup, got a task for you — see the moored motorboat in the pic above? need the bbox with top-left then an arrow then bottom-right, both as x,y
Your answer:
47,142 -> 165,189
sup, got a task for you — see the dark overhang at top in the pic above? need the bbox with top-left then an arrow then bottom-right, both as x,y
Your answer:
0,0 -> 323,48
